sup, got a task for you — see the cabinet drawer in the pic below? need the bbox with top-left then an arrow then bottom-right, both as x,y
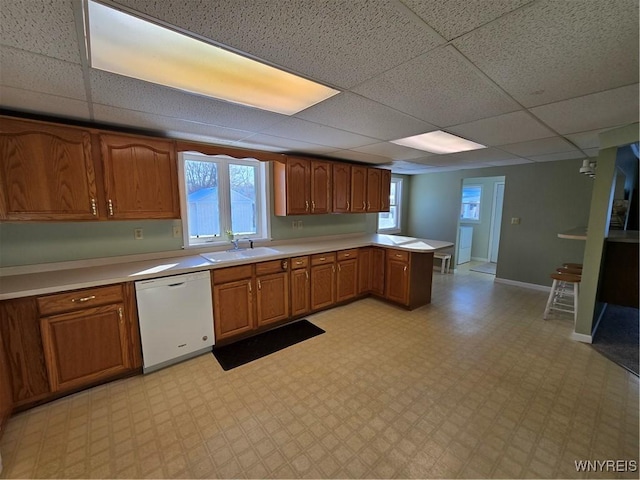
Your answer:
291,256 -> 309,270
213,265 -> 253,284
256,259 -> 288,275
38,285 -> 123,316
386,249 -> 409,262
311,253 -> 336,266
337,249 -> 358,261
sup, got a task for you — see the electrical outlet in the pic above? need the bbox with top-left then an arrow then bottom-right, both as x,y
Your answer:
134,228 -> 144,240
292,220 -> 297,230
298,220 -> 303,229
511,217 -> 520,225
172,225 -> 181,238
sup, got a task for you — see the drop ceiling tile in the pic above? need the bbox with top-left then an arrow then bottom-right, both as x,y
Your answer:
324,150 -> 390,165
0,0 -> 80,63
529,84 -> 639,135
565,129 -> 614,150
498,136 -> 579,157
436,147 -> 523,164
296,93 -> 436,141
93,105 -> 254,144
89,70 -> 286,132
232,134 -> 338,155
1,47 -> 86,100
485,158 -> 534,167
352,45 -> 520,126
257,118 -> 379,150
453,0 -> 639,107
390,160 -> 439,175
584,148 -> 600,158
402,0 -> 534,40
111,0 -> 445,89
448,111 -> 555,146
352,142 -> 435,161
529,151 -> 586,163
0,87 -> 90,119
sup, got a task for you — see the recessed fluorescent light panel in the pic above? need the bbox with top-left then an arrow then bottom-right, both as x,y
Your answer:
391,130 -> 486,154
86,1 -> 339,115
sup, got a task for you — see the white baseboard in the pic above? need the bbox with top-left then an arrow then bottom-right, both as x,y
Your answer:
471,256 -> 489,262
494,277 -> 551,292
571,332 -> 593,343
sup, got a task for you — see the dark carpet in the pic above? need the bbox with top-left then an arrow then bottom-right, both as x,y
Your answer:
591,304 -> 639,376
213,319 -> 325,371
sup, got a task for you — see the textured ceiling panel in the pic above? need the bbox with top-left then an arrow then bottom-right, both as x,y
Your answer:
498,136 -> 580,157
324,150 -> 390,165
353,45 -> 520,127
565,128 -> 613,150
0,47 -> 86,100
232,134 -> 339,154
110,0 -> 445,89
402,0 -> 534,40
448,111 -> 555,146
89,70 -> 285,132
295,93 -> 436,140
93,105 -> 254,144
389,161 -> 437,174
529,151 -> 586,163
0,87 -> 90,119
257,118 -> 378,150
0,0 -> 80,63
434,147 -> 522,164
529,84 -> 639,135
485,158 -> 533,167
352,142 -> 433,161
453,0 -> 640,107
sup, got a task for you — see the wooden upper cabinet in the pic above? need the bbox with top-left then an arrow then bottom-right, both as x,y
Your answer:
380,169 -> 391,212
332,163 -> 351,213
0,118 -> 98,220
366,168 -> 382,213
100,134 -> 179,219
350,165 -> 368,213
310,160 -> 331,214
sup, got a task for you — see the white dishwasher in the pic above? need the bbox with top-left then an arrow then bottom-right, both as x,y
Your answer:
135,271 -> 214,373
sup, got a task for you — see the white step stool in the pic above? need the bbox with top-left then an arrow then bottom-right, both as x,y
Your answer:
434,252 -> 451,274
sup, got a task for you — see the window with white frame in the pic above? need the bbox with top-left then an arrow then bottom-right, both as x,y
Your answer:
179,153 -> 269,247
460,185 -> 482,222
378,177 -> 402,233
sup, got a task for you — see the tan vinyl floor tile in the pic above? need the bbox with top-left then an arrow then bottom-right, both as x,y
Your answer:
1,265 -> 638,478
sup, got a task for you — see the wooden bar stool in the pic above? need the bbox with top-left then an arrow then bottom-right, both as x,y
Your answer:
543,272 -> 581,323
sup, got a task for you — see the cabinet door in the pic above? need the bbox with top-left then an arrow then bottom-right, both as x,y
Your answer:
0,119 -> 98,220
100,134 -> 179,219
310,160 -> 331,214
40,303 -> 131,392
358,248 -> 372,294
350,165 -> 367,213
366,168 -> 382,212
310,263 -> 336,310
0,298 -> 50,405
290,268 -> 310,317
213,279 -> 255,341
256,272 -> 289,327
336,258 -> 358,302
380,169 -> 391,212
385,259 -> 410,305
286,157 -> 311,214
371,248 -> 386,296
332,163 -> 351,213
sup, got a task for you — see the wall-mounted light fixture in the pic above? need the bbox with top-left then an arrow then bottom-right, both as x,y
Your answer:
579,159 -> 597,178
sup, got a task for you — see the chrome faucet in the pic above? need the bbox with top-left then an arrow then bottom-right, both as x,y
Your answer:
230,239 -> 240,250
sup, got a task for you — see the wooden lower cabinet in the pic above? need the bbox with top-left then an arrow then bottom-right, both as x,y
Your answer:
385,256 -> 410,305
40,304 -> 131,392
213,278 -> 255,341
310,253 -> 336,310
256,272 -> 289,327
384,249 -> 433,309
290,256 -> 310,317
336,249 -> 358,302
371,248 -> 386,296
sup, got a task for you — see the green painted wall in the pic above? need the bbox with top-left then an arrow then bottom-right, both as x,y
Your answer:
408,159 -> 594,286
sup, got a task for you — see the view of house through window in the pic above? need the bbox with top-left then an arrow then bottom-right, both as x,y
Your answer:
180,153 -> 267,246
378,177 -> 402,233
461,185 -> 482,221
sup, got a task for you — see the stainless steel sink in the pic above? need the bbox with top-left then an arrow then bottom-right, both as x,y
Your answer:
200,247 -> 280,263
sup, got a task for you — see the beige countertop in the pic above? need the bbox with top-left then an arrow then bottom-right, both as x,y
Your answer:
0,234 -> 453,300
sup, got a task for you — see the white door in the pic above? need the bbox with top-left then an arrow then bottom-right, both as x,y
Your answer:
489,182 -> 505,263
457,226 -> 473,264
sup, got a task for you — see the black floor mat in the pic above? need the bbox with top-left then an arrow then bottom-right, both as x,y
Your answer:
213,320 -> 325,371
591,304 -> 639,376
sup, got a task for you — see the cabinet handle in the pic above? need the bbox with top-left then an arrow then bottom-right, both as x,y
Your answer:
305,271 -> 309,280
395,254 -> 403,258
282,260 -> 288,270
403,266 -> 407,273
367,201 -> 371,210
295,261 -> 303,265
90,198 -> 97,216
258,279 -> 262,290
118,307 -> 123,324
338,264 -> 341,272
362,201 -> 365,210
71,295 -> 96,303
107,199 -> 114,216
332,265 -> 335,273
319,257 -> 325,261
248,281 -> 252,293
305,200 -> 309,212
347,200 -> 350,210
344,253 -> 350,257
312,201 -> 315,212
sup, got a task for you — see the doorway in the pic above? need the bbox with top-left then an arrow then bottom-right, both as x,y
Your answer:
489,182 -> 505,263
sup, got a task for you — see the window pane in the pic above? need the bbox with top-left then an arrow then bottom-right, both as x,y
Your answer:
378,206 -> 397,230
389,182 -> 396,206
229,164 -> 257,235
460,186 -> 481,221
185,160 -> 220,237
